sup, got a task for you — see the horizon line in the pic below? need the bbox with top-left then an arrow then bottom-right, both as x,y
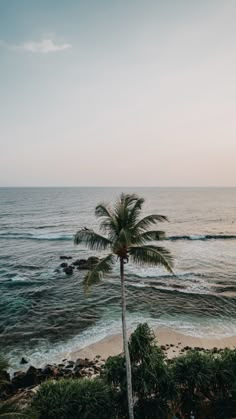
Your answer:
0,186 -> 236,189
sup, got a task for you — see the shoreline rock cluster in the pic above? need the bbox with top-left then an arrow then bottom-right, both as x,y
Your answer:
58,256 -> 100,275
1,357 -> 105,401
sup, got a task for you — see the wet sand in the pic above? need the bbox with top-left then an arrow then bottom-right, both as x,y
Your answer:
69,327 -> 236,361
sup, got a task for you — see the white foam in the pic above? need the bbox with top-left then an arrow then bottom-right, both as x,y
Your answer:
189,235 -> 206,240
8,312 -> 236,372
11,275 -> 27,282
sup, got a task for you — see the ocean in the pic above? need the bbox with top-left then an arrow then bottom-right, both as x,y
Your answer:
0,187 -> 235,369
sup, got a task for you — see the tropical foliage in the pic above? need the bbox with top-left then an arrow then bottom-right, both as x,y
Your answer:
74,193 -> 173,286
103,323 -> 236,419
2,324 -> 236,418
0,355 -> 29,418
30,378 -> 114,419
74,193 -> 173,419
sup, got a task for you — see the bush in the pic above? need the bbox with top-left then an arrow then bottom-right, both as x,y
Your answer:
129,323 -> 158,363
31,378 -> 114,419
104,323 -> 174,418
171,350 -> 212,416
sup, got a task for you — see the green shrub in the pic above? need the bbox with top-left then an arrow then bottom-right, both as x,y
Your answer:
104,324 -> 175,418
129,323 -> 158,363
171,350 -> 212,416
31,378 -> 114,419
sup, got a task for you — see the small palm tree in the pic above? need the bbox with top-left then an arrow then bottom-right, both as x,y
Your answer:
74,193 -> 173,419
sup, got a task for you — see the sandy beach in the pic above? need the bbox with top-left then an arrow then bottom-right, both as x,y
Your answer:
70,328 -> 236,361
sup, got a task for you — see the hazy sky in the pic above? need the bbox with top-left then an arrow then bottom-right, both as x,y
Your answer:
0,0 -> 235,186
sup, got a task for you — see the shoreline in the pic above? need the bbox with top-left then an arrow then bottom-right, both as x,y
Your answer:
5,327 -> 236,400
69,327 -> 236,361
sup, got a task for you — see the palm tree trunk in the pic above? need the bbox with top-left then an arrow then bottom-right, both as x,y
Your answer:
120,257 -> 134,419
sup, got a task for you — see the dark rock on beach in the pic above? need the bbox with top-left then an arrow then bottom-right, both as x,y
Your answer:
58,256 -> 100,275
60,262 -> 68,268
20,357 -> 28,365
63,266 -> 74,275
3,357 -> 106,404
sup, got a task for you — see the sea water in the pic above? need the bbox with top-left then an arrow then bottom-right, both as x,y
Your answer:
0,187 -> 235,369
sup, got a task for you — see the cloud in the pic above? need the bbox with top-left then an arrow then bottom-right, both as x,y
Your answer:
22,39 -> 72,53
0,38 -> 72,53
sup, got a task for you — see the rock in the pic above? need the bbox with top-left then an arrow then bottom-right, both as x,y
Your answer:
87,257 -> 99,265
77,264 -> 90,270
76,257 -> 100,270
77,259 -> 87,265
26,366 -> 37,375
63,266 -> 73,275
12,366 -> 38,389
75,358 -> 92,368
41,366 -> 54,376
66,361 -> 75,367
1,369 -> 10,383
20,357 -> 28,365
74,369 -> 83,378
93,365 -> 101,373
60,262 -> 68,268
60,256 -> 72,260
73,259 -> 81,266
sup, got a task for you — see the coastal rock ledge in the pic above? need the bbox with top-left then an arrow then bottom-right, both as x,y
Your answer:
1,357 -> 105,399
57,256 -> 100,275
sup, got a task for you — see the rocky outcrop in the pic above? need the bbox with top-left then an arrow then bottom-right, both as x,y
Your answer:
3,358 -> 105,398
20,357 -> 28,365
57,256 -> 100,275
60,262 -> 68,268
63,266 -> 74,275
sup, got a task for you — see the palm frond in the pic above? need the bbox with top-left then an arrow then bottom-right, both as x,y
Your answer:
95,203 -> 112,219
84,254 -> 115,286
129,245 -> 174,272
120,193 -> 141,208
95,203 -> 119,238
134,230 -> 166,244
134,214 -> 169,232
127,196 -> 145,226
74,229 -> 111,251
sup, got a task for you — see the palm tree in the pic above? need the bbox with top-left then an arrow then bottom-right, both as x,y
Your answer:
74,193 -> 173,419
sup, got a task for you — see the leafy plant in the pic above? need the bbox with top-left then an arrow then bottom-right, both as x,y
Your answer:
74,193 -> 173,419
31,378 -> 114,419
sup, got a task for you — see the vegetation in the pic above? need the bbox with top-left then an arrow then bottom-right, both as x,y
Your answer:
0,355 -> 28,418
29,324 -> 236,418
1,324 -> 236,418
30,378 -> 113,419
74,193 -> 173,419
102,323 -> 236,419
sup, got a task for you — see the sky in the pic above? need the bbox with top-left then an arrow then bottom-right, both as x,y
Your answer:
0,0 -> 235,187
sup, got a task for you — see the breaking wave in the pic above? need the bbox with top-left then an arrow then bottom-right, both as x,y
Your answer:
168,234 -> 236,241
0,232 -> 73,241
0,232 -> 235,242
